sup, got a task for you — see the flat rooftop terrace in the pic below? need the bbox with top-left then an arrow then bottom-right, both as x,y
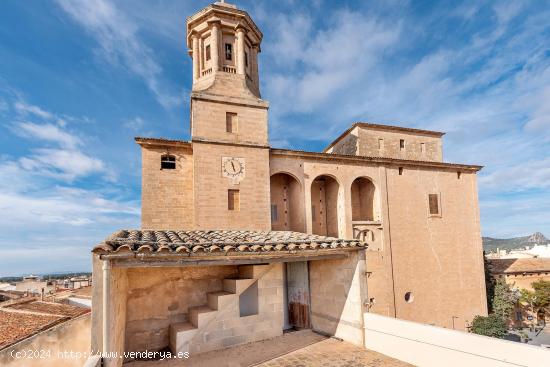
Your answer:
125,329 -> 411,367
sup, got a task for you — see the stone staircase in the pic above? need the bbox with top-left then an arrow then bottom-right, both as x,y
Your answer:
169,264 -> 272,355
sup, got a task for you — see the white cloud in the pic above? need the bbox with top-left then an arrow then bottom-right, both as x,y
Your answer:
55,0 -> 181,109
14,101 -> 54,120
19,148 -> 107,182
16,122 -> 81,149
479,158 -> 550,192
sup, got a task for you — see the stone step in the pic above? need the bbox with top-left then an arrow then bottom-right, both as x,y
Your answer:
207,291 -> 236,310
169,322 -> 197,354
223,278 -> 256,294
238,264 -> 270,279
189,305 -> 217,328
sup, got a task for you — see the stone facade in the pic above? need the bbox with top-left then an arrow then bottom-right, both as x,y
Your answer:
135,0 -> 487,331
92,2 -> 488,365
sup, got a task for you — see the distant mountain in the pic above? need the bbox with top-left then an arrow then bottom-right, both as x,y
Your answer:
483,232 -> 548,253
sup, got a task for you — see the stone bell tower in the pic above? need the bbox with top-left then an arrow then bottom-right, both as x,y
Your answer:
186,2 -> 271,231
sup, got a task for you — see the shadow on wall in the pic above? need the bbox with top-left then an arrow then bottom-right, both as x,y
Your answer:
124,266 -> 238,352
309,251 -> 366,346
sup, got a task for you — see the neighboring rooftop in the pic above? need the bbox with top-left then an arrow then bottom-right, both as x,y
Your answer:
489,258 -> 550,274
0,300 -> 89,350
93,230 -> 363,254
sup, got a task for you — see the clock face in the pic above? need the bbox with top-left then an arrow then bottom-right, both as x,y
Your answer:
222,157 -> 245,179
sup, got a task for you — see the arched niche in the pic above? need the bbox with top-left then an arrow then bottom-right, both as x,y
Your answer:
270,173 -> 305,232
311,175 -> 340,237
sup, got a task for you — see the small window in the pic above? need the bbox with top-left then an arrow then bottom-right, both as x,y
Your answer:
245,51 -> 249,67
421,143 -> 425,154
225,43 -> 232,61
226,112 -> 238,133
457,172 -> 461,179
516,311 -> 522,321
205,45 -> 211,61
271,204 -> 278,222
160,155 -> 176,170
378,138 -> 384,150
400,139 -> 405,150
404,292 -> 414,303
398,167 -> 403,175
228,189 -> 240,211
428,194 -> 439,215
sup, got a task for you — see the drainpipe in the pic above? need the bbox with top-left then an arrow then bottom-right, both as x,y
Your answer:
102,260 -> 111,358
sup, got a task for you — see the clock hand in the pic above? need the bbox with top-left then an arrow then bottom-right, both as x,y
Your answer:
231,161 -> 236,173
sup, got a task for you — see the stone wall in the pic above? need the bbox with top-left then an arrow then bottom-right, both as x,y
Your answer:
125,265 -> 238,353
309,251 -> 367,347
384,166 -> 487,329
270,153 -> 487,330
191,93 -> 268,146
141,144 -> 194,229
193,141 -> 271,231
182,264 -> 284,355
357,127 -> 443,162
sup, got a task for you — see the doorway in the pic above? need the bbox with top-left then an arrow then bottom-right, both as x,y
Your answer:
284,261 -> 311,329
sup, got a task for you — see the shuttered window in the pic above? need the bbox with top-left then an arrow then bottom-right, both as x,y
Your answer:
429,194 -> 439,215
228,189 -> 240,211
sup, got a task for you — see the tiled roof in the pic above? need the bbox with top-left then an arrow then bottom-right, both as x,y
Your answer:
5,301 -> 90,318
93,230 -> 364,254
0,310 -> 63,350
489,258 -> 550,274
0,300 -> 90,350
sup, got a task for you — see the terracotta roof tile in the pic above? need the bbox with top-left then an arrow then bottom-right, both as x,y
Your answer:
93,230 -> 364,254
6,301 -> 89,318
489,258 -> 550,274
0,310 -> 64,350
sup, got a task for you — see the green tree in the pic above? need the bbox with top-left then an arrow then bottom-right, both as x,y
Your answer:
532,280 -> 550,310
492,279 -> 519,320
470,314 -> 507,338
483,252 -> 495,312
520,280 -> 550,328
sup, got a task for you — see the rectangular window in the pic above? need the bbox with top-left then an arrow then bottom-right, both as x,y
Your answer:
245,51 -> 249,67
161,155 -> 176,170
457,172 -> 462,179
205,45 -> 211,61
271,204 -> 278,222
228,189 -> 240,211
378,138 -> 384,150
400,139 -> 405,150
226,112 -> 238,133
421,143 -> 425,154
225,43 -> 233,61
398,167 -> 403,175
429,194 -> 439,215
516,311 -> 522,321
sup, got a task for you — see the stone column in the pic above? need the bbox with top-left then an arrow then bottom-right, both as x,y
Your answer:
102,260 -> 111,356
192,33 -> 200,82
251,45 -> 259,85
210,20 -> 221,75
236,26 -> 246,75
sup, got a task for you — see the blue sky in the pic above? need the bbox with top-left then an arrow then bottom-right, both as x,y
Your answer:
0,0 -> 549,276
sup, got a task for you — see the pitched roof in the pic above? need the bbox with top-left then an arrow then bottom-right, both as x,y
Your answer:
489,258 -> 550,274
0,300 -> 89,350
93,230 -> 364,255
324,122 -> 445,152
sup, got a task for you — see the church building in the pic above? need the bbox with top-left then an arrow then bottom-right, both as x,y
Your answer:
90,2 -> 487,365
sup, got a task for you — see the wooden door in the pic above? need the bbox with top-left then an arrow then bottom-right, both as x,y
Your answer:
286,261 -> 310,328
